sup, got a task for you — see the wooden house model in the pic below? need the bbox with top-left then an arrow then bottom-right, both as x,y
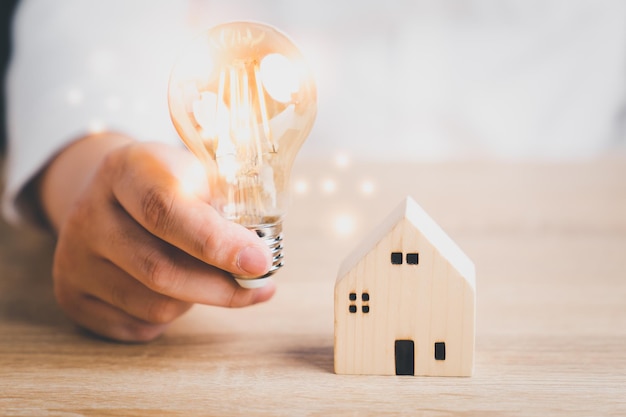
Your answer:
334,196 -> 475,376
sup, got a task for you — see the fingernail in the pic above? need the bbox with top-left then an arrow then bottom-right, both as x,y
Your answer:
237,246 -> 270,276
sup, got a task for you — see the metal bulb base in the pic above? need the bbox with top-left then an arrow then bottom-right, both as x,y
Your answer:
234,222 -> 284,289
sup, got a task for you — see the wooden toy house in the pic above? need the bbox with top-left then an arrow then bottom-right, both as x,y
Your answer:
334,196 -> 475,376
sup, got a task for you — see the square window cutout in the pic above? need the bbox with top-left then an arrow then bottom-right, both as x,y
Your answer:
391,252 -> 403,264
406,253 -> 419,265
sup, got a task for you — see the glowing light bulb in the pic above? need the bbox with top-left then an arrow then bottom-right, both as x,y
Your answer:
168,21 -> 317,288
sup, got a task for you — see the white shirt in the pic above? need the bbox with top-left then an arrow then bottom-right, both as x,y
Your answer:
4,0 -> 626,223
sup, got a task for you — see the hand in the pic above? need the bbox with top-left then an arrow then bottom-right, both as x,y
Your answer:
39,134 -> 275,342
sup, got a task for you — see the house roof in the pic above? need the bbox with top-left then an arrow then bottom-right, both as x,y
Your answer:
337,196 -> 475,288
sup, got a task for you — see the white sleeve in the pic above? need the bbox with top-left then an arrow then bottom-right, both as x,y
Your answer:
2,0 -> 189,224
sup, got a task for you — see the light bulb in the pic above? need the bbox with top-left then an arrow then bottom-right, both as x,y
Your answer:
168,21 -> 317,288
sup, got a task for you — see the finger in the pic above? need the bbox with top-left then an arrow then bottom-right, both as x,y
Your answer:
53,232 -> 193,324
105,143 -> 271,278
54,280 -> 168,343
67,255 -> 193,325
94,202 -> 276,307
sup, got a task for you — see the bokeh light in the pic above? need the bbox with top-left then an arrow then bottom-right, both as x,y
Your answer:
293,178 -> 309,195
321,178 -> 337,194
334,152 -> 350,168
87,119 -> 105,134
360,179 -> 375,196
333,212 -> 357,237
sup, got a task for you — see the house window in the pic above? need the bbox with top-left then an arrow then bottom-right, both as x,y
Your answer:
391,252 -> 403,264
391,252 -> 419,265
348,292 -> 370,314
434,342 -> 446,360
349,293 -> 357,313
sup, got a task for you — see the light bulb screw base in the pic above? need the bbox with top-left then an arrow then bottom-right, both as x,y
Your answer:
234,222 -> 284,289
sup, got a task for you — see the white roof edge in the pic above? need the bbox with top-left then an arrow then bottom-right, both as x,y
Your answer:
336,196 -> 475,289
404,197 -> 475,289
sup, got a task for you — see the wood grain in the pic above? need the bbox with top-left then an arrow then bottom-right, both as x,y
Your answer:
1,156 -> 625,416
334,198 -> 475,377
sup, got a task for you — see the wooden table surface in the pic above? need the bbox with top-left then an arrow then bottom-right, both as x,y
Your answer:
1,156 -> 625,416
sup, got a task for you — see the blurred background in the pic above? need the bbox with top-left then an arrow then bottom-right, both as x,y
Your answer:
3,0 -> 626,164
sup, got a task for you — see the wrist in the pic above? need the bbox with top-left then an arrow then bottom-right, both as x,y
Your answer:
38,132 -> 136,232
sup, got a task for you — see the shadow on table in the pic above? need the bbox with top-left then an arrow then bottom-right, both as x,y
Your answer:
287,342 -> 334,374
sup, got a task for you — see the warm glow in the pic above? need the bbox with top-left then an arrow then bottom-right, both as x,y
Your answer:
334,152 -> 350,168
293,179 -> 309,194
168,20 -> 316,253
178,159 -> 207,196
321,178 -> 337,194
193,91 -> 219,139
360,180 -> 375,195
87,119 -> 105,134
216,154 -> 239,183
260,53 -> 299,103
333,213 -> 356,237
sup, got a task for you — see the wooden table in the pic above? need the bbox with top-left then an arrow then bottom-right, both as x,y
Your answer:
1,156 -> 625,416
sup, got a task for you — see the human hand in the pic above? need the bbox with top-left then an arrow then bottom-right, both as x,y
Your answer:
39,134 -> 275,342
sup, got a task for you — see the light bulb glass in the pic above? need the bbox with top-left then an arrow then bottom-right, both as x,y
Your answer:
168,21 -> 317,288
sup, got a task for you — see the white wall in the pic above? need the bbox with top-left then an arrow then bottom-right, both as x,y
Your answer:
11,0 -> 626,162
186,0 -> 626,160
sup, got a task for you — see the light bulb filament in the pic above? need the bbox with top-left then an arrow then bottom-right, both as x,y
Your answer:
169,21 -> 317,287
212,27 -> 266,56
254,64 -> 276,153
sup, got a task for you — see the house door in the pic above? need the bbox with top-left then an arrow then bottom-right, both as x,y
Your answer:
394,340 -> 415,375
